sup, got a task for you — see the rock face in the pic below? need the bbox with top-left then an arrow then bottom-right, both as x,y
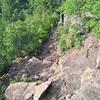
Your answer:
80,81 -> 100,100
71,67 -> 100,100
5,81 -> 51,100
80,68 -> 100,100
71,80 -> 100,100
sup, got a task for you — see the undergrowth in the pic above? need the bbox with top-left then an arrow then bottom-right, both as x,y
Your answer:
57,23 -> 86,53
57,0 -> 100,53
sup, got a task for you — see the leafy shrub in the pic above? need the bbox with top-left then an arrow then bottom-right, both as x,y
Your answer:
0,18 -> 10,73
57,25 -> 72,53
82,17 -> 100,38
81,0 -> 100,17
60,0 -> 100,17
69,24 -> 86,48
0,81 -> 6,100
57,0 -> 100,53
57,23 -> 85,53
58,33 -> 72,53
0,0 -> 60,73
59,0 -> 85,16
71,33 -> 85,48
0,11 -> 58,72
93,21 -> 100,38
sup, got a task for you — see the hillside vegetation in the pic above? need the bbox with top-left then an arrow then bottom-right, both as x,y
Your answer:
57,0 -> 100,53
0,0 -> 100,73
0,0 -> 61,73
0,0 -> 100,99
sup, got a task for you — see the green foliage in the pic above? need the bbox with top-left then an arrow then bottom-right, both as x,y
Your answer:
59,0 -> 84,16
93,21 -> 100,38
69,24 -> 86,48
0,0 -> 61,21
0,81 -> 6,100
82,17 -> 100,38
2,13 -> 53,71
57,0 -> 100,53
81,0 -> 100,17
60,0 -> 100,17
71,33 -> 85,48
10,76 -> 38,84
57,25 -> 72,53
0,18 -> 10,73
57,23 -> 85,53
0,0 -> 29,21
58,33 -> 72,53
0,0 -> 60,72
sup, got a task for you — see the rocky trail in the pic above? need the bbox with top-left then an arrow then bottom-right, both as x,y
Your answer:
6,30 -> 60,79
3,31 -> 100,100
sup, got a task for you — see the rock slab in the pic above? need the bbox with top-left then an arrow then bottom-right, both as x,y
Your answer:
71,67 -> 100,100
5,82 -> 36,100
5,81 -> 52,100
34,81 -> 52,100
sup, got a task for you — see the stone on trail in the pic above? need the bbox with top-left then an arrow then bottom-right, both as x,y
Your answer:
28,56 -> 42,65
34,81 -> 52,100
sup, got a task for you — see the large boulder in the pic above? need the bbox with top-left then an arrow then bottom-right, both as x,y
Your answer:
5,82 -> 36,100
71,68 -> 100,100
80,81 -> 100,100
5,81 -> 52,100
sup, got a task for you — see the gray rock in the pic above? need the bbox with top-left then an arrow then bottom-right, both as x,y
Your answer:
5,81 -> 52,100
27,56 -> 42,66
5,82 -> 36,100
34,81 -> 52,100
23,82 -> 37,100
71,69 -> 100,100
80,81 -> 100,100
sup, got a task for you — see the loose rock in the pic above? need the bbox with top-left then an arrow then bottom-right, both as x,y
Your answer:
5,82 -> 37,100
34,81 -> 52,100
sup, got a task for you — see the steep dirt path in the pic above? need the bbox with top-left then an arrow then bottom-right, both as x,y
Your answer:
39,30 -> 60,63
